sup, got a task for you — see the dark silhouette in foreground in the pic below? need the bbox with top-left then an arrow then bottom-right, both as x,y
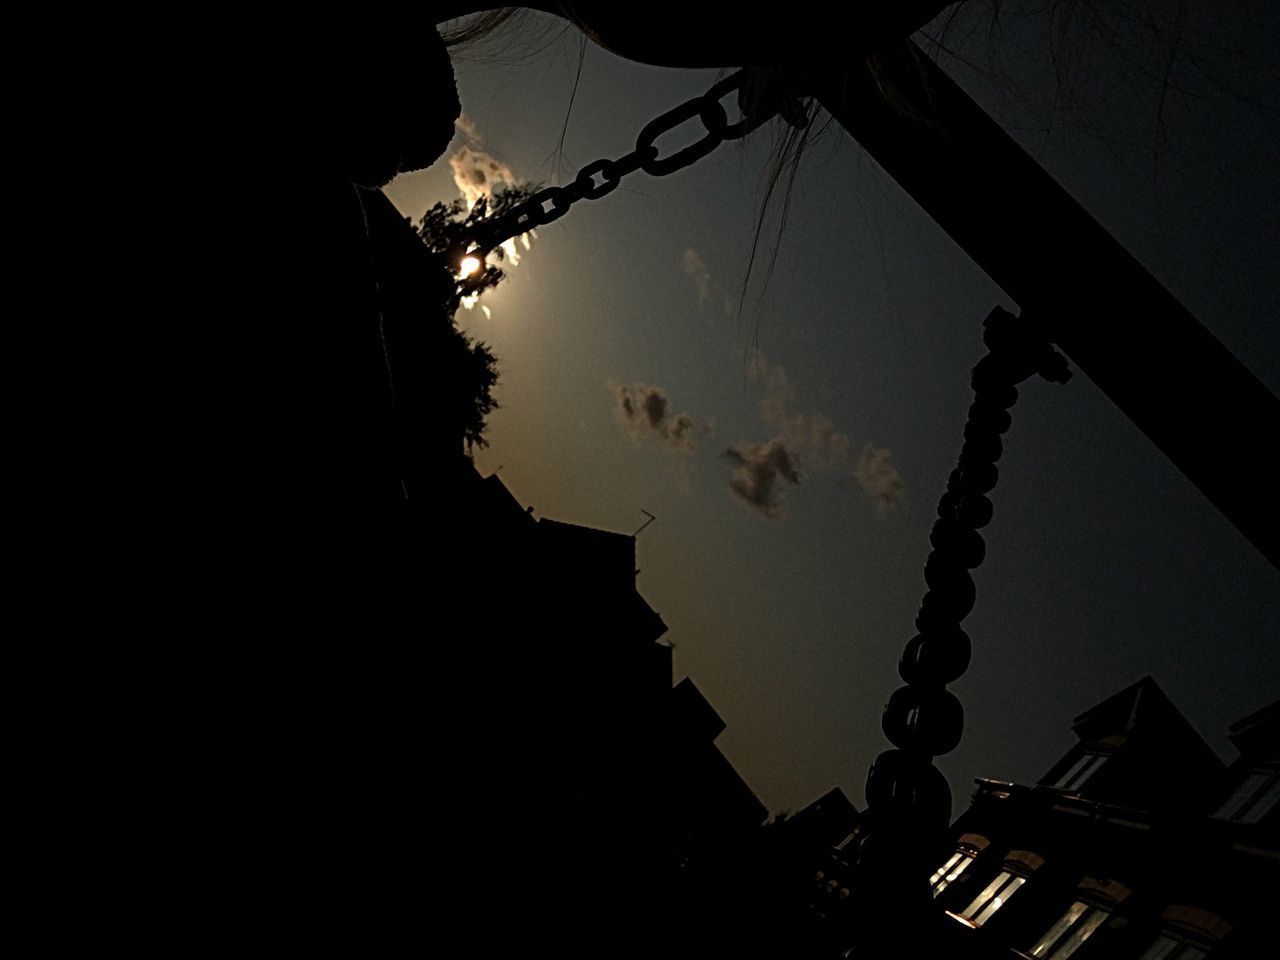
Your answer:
223,11 -> 1278,956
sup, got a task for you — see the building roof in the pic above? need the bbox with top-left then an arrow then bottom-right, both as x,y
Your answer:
1228,698 -> 1280,759
1070,676 -> 1218,764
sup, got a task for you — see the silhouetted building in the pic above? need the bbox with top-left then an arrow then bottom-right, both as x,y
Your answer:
780,678 -> 1277,958
436,463 -> 768,955
929,679 -> 1276,958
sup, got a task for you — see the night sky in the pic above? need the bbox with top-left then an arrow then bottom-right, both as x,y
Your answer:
396,7 -> 1279,816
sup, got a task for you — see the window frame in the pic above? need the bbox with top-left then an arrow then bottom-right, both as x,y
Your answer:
1027,900 -> 1111,959
946,849 -> 1042,930
1214,764 -> 1279,823
1053,750 -> 1109,791
1136,933 -> 1210,960
948,869 -> 1026,928
1137,904 -> 1231,959
834,829 -> 860,852
929,849 -> 976,898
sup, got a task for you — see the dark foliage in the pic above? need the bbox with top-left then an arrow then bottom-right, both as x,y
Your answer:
414,184 -> 538,450
416,186 -> 540,315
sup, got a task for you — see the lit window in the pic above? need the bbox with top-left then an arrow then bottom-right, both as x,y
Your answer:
929,850 -> 975,897
1136,935 -> 1209,960
1214,768 -> 1279,823
950,870 -> 1027,927
1054,752 -> 1108,791
1029,901 -> 1109,959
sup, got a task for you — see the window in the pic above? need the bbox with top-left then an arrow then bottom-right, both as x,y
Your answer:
1138,906 -> 1230,959
1054,752 -> 1108,791
1214,768 -> 1279,823
1028,901 -> 1109,959
1136,935 -> 1209,960
929,850 -> 975,897
949,870 -> 1027,927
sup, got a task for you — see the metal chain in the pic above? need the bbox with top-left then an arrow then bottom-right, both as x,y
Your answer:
853,307 -> 1071,932
456,71 -> 779,261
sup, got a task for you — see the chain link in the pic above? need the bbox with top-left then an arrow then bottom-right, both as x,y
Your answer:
636,95 -> 727,176
858,306 -> 1070,873
457,70 -> 777,260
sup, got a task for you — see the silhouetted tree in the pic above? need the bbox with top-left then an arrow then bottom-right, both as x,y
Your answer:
414,183 -> 538,450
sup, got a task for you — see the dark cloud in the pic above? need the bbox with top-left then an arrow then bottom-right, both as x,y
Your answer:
750,354 -> 852,469
741,354 -> 903,512
667,413 -> 696,450
642,389 -> 668,429
853,444 -> 905,512
724,438 -> 801,518
612,382 -> 704,453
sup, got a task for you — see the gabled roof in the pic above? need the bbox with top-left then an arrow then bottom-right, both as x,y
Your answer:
1228,699 -> 1280,759
805,786 -> 859,822
468,470 -> 668,643
1071,676 -> 1220,763
787,787 -> 861,848
536,516 -> 635,575
670,678 -> 727,743
1071,676 -> 1170,737
478,470 -> 536,529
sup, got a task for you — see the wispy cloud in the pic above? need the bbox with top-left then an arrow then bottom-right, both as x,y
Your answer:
681,247 -> 734,317
611,382 -> 707,454
683,248 -> 713,309
447,114 -> 519,210
725,353 -> 904,517
853,443 -> 905,512
445,117 -> 535,314
449,146 -> 518,209
750,354 -> 853,470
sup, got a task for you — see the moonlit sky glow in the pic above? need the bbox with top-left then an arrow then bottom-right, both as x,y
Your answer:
393,9 -> 1280,815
